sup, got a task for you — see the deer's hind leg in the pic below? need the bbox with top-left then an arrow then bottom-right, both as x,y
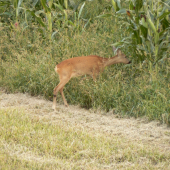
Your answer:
52,76 -> 70,110
59,86 -> 68,107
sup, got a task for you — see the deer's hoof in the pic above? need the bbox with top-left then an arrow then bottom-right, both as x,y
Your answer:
52,105 -> 56,111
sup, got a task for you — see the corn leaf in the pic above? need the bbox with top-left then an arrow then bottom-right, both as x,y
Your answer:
54,3 -> 64,12
116,8 -> 126,14
135,0 -> 143,12
26,9 -> 46,28
160,18 -> 170,30
111,0 -> 117,12
0,12 -> 12,16
0,0 -> 10,6
140,25 -> 148,39
140,17 -> 148,28
147,17 -> 157,34
96,14 -> 112,18
40,0 -> 51,13
78,2 -> 85,20
158,11 -> 170,20
116,0 -> 121,9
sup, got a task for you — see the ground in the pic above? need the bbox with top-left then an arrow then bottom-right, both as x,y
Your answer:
0,89 -> 170,169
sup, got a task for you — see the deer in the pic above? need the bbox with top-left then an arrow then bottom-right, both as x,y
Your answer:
52,46 -> 131,110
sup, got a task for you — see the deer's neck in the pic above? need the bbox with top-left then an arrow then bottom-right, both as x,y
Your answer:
103,55 -> 119,67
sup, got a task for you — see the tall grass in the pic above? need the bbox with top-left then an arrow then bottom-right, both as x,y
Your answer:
0,1 -> 170,125
0,21 -> 170,125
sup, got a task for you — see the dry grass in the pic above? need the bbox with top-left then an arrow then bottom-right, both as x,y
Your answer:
0,89 -> 170,169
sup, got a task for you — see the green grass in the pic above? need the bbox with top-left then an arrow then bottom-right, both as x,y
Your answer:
0,1 -> 170,125
0,108 -> 170,169
0,26 -> 170,125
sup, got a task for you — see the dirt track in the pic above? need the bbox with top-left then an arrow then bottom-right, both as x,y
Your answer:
0,89 -> 170,155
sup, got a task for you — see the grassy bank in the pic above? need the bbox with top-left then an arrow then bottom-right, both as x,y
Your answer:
0,0 -> 170,125
0,25 -> 170,125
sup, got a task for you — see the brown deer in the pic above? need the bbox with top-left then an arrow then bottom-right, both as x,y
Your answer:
52,47 -> 131,110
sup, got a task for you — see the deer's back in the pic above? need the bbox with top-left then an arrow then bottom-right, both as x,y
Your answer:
56,55 -> 104,77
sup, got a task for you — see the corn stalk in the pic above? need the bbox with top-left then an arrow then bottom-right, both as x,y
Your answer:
110,0 -> 170,63
11,0 -> 23,21
40,0 -> 53,39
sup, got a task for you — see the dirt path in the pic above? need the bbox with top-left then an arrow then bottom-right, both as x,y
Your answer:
0,90 -> 170,154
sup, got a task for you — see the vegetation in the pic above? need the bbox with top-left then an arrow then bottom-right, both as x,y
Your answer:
111,0 -> 170,63
0,0 -> 170,124
1,108 -> 170,169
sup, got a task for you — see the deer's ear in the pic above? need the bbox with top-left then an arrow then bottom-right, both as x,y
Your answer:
112,46 -> 117,52
117,49 -> 122,55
